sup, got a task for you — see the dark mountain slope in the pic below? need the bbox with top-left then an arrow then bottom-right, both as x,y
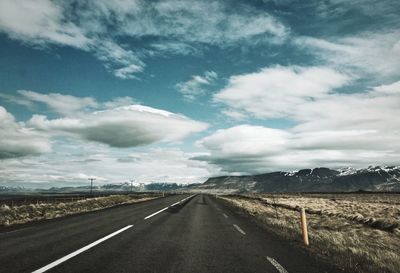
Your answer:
194,166 -> 400,192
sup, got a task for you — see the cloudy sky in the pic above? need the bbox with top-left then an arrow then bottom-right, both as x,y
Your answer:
0,0 -> 399,188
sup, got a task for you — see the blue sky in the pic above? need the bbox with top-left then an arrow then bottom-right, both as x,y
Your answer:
0,0 -> 400,188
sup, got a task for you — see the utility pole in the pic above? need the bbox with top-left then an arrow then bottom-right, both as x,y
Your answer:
130,179 -> 134,193
88,178 -> 96,194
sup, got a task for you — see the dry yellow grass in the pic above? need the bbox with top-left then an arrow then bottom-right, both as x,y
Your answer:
0,194 -> 158,226
255,193 -> 400,232
221,194 -> 400,273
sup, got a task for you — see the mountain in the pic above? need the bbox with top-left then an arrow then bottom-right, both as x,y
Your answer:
192,166 -> 400,193
2,166 -> 400,194
0,182 -> 188,194
146,182 -> 186,191
0,186 -> 29,193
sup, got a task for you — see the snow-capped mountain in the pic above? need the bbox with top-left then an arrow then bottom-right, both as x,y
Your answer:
196,166 -> 400,192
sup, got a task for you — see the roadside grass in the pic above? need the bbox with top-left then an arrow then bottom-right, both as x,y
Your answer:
0,194 -> 159,226
220,194 -> 400,273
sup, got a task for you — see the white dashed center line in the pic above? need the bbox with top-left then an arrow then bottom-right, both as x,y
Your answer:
266,256 -> 289,273
144,195 -> 195,220
223,213 -> 228,218
143,206 -> 170,220
233,224 -> 246,235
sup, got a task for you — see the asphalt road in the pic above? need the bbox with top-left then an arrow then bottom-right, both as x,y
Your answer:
0,194 -> 346,273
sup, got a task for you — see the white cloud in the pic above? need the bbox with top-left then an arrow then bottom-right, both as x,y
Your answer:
176,71 -> 218,101
113,64 -> 144,79
101,96 -> 139,109
199,80 -> 400,173
92,40 -> 145,79
28,104 -> 208,148
313,0 -> 400,21
149,42 -> 200,56
220,109 -> 248,121
196,125 -> 400,174
372,81 -> 400,94
0,93 -> 35,108
1,91 -> 208,171
195,125 -> 298,174
198,125 -> 289,157
84,0 -> 288,44
0,90 -> 211,186
113,148 -> 213,183
4,90 -> 139,116
17,90 -> 98,116
0,0 -> 289,79
0,146 -> 213,187
0,106 -> 51,159
0,0 -> 89,48
0,0 -> 144,79
295,31 -> 400,79
293,81 -> 400,132
214,66 -> 350,119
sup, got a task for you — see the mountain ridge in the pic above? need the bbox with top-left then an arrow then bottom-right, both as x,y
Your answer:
2,166 -> 400,193
192,166 -> 400,193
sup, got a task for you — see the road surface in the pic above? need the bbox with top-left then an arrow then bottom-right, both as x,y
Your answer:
0,194 -> 346,273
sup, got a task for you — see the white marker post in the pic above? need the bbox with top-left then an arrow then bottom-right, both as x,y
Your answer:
300,208 -> 309,246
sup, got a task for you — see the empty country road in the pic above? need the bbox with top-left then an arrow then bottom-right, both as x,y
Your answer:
0,194 -> 346,273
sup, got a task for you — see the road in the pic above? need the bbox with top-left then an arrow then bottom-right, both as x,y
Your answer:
0,194 -> 346,273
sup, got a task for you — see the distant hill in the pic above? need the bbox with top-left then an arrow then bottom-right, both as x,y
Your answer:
0,182 -> 189,194
190,166 -> 400,193
2,166 -> 400,194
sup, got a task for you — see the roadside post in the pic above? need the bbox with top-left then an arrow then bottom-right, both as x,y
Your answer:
300,208 -> 309,246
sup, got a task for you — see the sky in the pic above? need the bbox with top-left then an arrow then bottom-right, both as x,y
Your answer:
0,0 -> 400,188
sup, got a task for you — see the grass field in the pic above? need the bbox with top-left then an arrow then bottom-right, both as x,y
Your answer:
220,193 -> 400,273
0,193 -> 160,226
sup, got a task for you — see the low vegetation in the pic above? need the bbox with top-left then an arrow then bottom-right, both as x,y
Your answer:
220,193 -> 400,273
0,194 -> 158,226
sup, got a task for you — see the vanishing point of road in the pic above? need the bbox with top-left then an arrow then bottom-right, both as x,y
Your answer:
0,194 -> 346,273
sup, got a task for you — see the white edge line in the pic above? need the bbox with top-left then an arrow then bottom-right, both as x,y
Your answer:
266,256 -> 289,273
144,195 -> 195,220
233,224 -> 246,235
32,225 -> 133,273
